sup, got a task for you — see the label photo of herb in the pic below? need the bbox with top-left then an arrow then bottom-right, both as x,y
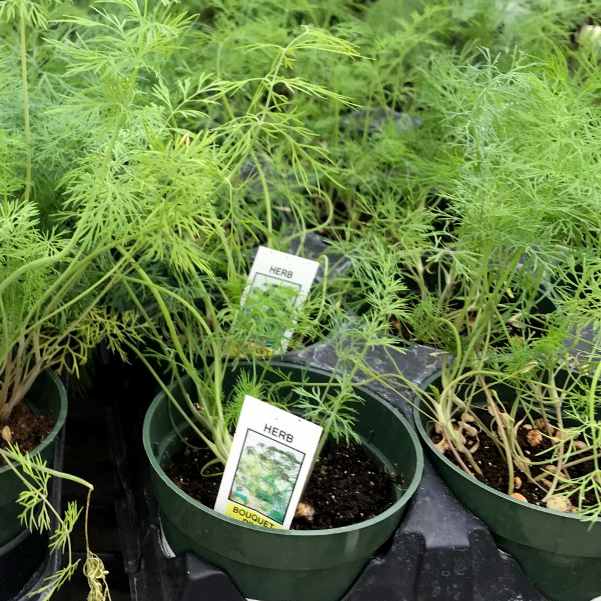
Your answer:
229,429 -> 305,525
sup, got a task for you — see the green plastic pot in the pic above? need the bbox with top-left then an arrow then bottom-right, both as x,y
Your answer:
0,372 -> 68,547
143,361 -> 423,601
414,395 -> 601,601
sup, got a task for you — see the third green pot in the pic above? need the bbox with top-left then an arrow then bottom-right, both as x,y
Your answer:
414,397 -> 601,601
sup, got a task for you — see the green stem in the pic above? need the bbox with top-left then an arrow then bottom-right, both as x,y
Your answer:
1,446 -> 93,491
18,4 -> 32,202
251,150 -> 273,246
588,361 -> 601,480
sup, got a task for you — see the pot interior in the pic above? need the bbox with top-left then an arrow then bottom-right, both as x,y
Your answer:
149,360 -> 423,524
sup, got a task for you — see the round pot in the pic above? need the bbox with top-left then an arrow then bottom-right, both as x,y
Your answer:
414,396 -> 601,601
0,372 -> 68,547
143,361 -> 423,601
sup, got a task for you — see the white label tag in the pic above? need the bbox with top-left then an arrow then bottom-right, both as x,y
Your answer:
215,395 -> 322,529
240,246 -> 319,352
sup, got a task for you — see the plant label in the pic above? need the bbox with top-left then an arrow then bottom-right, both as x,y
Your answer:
215,395 -> 322,529
240,246 -> 319,352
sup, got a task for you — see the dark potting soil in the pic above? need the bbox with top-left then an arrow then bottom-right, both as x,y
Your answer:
432,410 -> 596,510
0,403 -> 54,460
165,439 -> 397,530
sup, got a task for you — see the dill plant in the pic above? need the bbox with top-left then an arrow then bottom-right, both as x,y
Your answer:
33,2 -> 371,469
389,50 -> 601,353
176,0 -> 447,236
332,43 -> 601,521
400,51 -> 601,478
0,0 -> 366,472
2,0 -> 599,589
0,4 -> 239,596
0,83 -> 227,598
354,254 -> 601,520
372,0 -> 600,59
148,258 -> 404,466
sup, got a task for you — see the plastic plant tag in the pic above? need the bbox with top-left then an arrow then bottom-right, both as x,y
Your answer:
215,395 -> 322,530
240,246 -> 319,353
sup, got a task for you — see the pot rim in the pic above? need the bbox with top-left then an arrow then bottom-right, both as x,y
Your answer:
0,371 -> 68,477
414,371 -> 599,524
143,360 -> 424,538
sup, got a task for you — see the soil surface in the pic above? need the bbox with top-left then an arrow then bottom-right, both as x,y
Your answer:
165,439 -> 397,530
0,404 -> 54,462
432,409 -> 596,510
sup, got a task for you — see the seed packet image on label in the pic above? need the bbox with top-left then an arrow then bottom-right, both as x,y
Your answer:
229,429 -> 305,526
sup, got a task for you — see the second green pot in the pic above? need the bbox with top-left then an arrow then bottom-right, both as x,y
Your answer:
143,361 -> 424,601
0,372 -> 68,547
414,399 -> 601,601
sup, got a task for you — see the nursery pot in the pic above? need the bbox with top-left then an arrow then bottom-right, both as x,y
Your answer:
414,393 -> 601,601
0,372 -> 68,547
143,361 -> 423,601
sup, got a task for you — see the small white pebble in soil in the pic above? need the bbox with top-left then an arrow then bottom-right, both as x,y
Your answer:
513,476 -> 522,490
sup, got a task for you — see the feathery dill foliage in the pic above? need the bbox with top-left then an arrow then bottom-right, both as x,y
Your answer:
454,0 -> 600,56
345,28 -> 601,523
383,48 -> 601,355
173,1 -> 363,238
0,0 -> 81,214
0,3 -> 245,597
0,0 -> 231,416
416,51 -> 601,251
0,0 -> 599,577
0,5 -> 206,601
376,0 -> 597,58
0,0 -> 368,464
28,3 -> 369,467
208,28 -> 360,244
0,0 -> 228,418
